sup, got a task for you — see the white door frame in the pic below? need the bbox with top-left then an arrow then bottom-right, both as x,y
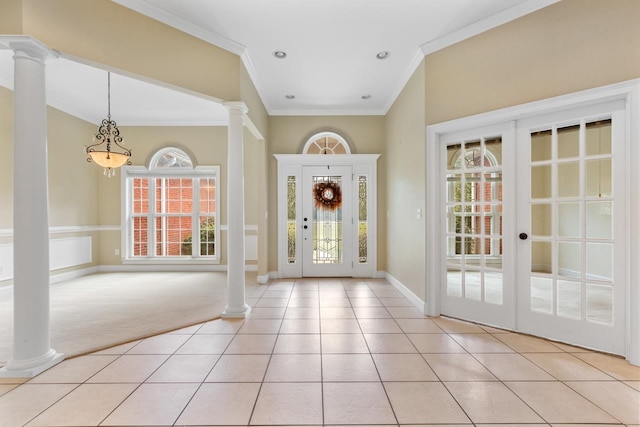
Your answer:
275,154 -> 380,278
426,79 -> 640,365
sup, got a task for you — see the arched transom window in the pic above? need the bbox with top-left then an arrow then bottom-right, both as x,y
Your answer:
302,132 -> 351,155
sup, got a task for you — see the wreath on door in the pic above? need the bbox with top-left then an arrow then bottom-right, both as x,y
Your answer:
313,181 -> 342,210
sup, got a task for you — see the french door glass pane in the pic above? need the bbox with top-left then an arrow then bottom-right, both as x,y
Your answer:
312,175 -> 343,264
557,125 -> 580,159
531,204 -> 552,236
586,284 -> 613,324
445,136 -> 503,305
528,119 -> 614,325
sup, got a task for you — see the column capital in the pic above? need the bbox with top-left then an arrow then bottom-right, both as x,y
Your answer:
223,101 -> 249,115
0,36 -> 58,63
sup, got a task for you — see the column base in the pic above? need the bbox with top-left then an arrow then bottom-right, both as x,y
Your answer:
0,350 -> 65,378
221,304 -> 252,319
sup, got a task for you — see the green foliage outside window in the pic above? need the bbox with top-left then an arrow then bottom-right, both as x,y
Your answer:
182,218 -> 215,256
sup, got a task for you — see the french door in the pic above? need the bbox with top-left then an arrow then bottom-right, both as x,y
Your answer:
436,99 -> 628,355
516,102 -> 626,354
302,165 -> 354,277
439,123 -> 516,329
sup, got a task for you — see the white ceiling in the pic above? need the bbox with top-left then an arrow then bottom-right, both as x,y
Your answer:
0,0 -> 557,125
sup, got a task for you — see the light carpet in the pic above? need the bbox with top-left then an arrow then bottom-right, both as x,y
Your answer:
0,271 -> 258,366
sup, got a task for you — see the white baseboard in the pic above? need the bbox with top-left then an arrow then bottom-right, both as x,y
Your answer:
98,264 -> 258,273
384,272 -> 426,312
257,273 -> 270,284
50,266 -> 99,285
373,271 -> 387,279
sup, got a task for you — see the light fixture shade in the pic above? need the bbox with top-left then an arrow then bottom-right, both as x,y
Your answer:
88,151 -> 130,169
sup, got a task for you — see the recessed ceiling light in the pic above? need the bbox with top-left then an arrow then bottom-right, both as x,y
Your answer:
274,51 -> 287,59
285,94 -> 295,99
376,51 -> 390,60
361,94 -> 372,99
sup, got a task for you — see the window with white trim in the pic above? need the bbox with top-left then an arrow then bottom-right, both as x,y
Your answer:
122,147 -> 220,262
302,132 -> 351,154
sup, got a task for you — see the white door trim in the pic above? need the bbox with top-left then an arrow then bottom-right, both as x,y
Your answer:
275,154 -> 380,279
426,79 -> 640,365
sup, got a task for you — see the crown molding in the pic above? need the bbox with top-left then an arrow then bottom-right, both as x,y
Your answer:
421,0 -> 560,56
381,49 -> 425,115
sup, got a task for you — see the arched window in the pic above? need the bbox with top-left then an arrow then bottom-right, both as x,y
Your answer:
122,147 -> 220,262
150,147 -> 194,169
302,132 -> 351,154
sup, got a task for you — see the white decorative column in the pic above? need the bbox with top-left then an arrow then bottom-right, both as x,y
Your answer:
221,102 -> 251,318
0,38 -> 64,377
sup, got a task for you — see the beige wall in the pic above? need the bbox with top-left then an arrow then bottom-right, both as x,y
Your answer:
267,116 -> 386,272
22,0 -> 241,102
0,0 -> 22,34
384,60 -> 426,300
240,63 -> 269,141
425,0 -> 640,125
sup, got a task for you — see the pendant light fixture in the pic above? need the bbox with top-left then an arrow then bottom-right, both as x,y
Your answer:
85,71 -> 132,177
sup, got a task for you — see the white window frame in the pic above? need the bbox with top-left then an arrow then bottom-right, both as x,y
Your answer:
302,131 -> 352,154
120,154 -> 220,264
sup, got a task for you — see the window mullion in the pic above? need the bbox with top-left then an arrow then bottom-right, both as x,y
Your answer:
193,178 -> 200,257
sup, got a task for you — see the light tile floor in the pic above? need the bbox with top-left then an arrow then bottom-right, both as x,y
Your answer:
1,278 -> 639,426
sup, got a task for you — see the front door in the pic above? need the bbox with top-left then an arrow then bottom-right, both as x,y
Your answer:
302,165 -> 353,277
516,103 -> 626,355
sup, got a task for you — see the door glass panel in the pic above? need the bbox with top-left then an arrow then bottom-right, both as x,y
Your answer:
586,159 -> 612,197
485,271 -> 503,305
586,201 -> 612,239
448,144 -> 462,170
558,203 -> 580,237
444,137 -> 503,306
358,176 -> 368,263
531,130 -> 552,162
485,173 -> 502,201
287,175 -> 296,264
557,125 -> 580,159
531,277 -> 553,313
312,175 -> 343,264
531,165 -> 552,199
465,173 -> 482,202
557,162 -> 580,197
531,204 -> 552,236
558,242 -> 581,278
531,241 -> 552,273
528,116 -> 619,336
464,141 -> 482,169
586,243 -> 613,281
447,174 -> 462,202
464,270 -> 481,300
586,284 -> 613,324
447,268 -> 462,297
586,120 -> 612,156
485,137 -> 502,165
557,280 -> 581,319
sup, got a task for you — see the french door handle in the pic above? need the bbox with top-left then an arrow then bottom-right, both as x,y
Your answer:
519,233 -> 528,240
303,225 -> 308,229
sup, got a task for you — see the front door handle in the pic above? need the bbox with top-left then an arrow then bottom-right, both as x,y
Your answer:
519,233 -> 528,240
